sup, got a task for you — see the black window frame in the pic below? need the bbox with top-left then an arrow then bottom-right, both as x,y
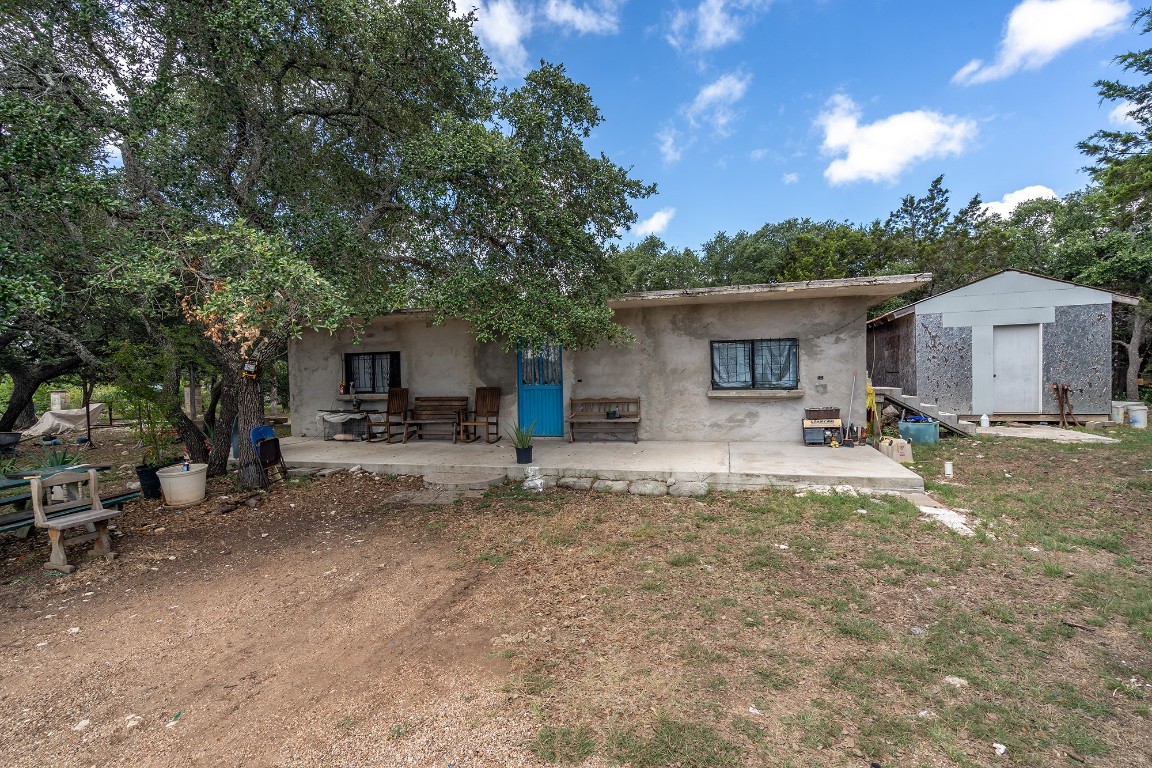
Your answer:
710,338 -> 799,390
344,351 -> 401,394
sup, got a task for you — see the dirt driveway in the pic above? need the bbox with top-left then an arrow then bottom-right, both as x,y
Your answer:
0,473 -> 550,768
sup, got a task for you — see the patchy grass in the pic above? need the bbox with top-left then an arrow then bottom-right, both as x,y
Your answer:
444,429 -> 1152,766
530,725 -> 596,762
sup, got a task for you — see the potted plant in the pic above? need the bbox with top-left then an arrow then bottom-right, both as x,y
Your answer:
132,400 -> 178,499
508,420 -> 536,464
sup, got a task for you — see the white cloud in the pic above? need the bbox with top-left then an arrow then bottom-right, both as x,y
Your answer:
750,148 -> 769,161
459,0 -> 534,76
544,0 -> 620,34
1109,100 -> 1140,127
953,0 -> 1130,85
782,172 -> 799,185
633,207 -> 677,236
667,0 -> 770,51
685,72 -> 751,134
816,94 -> 977,185
982,185 -> 1058,217
657,127 -> 685,164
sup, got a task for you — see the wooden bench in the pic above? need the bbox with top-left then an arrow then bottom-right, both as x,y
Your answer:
0,491 -> 140,537
30,470 -> 122,573
568,397 -> 641,443
403,396 -> 469,443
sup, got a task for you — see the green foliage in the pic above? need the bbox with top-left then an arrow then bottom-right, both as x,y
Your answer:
507,420 -> 536,448
36,445 -> 80,468
699,218 -> 882,287
613,236 -> 705,291
1081,9 -> 1152,226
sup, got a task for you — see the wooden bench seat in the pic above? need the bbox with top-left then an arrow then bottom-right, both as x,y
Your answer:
31,470 -> 122,573
0,491 -> 139,536
568,397 -> 641,443
403,396 -> 469,443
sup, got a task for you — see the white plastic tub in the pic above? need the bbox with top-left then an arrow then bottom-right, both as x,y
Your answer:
1129,404 -> 1148,429
156,462 -> 208,507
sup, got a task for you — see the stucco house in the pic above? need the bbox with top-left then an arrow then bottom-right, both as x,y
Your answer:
867,270 -> 1139,419
288,274 -> 930,442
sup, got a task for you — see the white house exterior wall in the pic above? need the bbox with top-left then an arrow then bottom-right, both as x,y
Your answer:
288,295 -> 874,441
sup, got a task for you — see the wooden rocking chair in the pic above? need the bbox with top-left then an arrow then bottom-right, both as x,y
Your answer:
30,470 -> 120,574
366,387 -> 415,443
459,387 -> 502,444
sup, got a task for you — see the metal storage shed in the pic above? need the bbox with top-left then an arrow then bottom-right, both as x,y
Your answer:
867,270 -> 1139,419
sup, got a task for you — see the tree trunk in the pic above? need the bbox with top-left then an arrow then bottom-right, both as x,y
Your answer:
14,399 -> 37,430
1125,308 -> 1148,402
207,375 -> 237,477
0,357 -> 80,431
1,374 -> 39,431
233,363 -> 267,489
162,364 -> 210,464
203,378 -> 222,434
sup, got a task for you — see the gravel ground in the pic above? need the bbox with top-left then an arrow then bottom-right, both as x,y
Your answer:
0,465 -> 574,768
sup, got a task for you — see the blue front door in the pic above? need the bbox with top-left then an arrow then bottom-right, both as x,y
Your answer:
517,344 -> 564,436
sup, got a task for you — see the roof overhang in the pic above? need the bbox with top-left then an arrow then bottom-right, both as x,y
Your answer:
608,273 -> 932,310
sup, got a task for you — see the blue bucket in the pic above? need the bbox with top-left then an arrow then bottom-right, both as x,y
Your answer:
899,420 -> 939,445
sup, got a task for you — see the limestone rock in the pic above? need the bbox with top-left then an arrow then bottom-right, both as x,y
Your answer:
629,480 -> 668,496
557,477 -> 593,490
592,480 -> 628,494
668,481 -> 709,497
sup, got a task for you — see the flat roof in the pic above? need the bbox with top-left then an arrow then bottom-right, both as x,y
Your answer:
608,273 -> 932,309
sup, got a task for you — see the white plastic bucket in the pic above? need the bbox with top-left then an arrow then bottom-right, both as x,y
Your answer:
1128,404 -> 1148,429
1110,402 -> 1127,424
156,462 -> 208,507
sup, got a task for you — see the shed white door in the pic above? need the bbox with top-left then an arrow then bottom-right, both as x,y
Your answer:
992,324 -> 1041,413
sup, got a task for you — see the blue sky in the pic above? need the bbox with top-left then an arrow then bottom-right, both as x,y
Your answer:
457,0 -> 1144,250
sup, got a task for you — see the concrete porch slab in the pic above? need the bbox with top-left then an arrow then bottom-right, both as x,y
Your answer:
278,437 -> 923,492
974,425 -> 1120,444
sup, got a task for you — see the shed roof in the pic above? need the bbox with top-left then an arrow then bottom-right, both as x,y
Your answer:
867,269 -> 1140,327
609,273 -> 932,309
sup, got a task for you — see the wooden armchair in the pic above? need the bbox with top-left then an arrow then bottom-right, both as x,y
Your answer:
459,387 -> 502,444
366,387 -> 415,443
30,469 -> 120,574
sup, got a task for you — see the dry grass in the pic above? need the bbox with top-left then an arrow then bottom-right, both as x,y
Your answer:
0,426 -> 1149,767
452,426 -> 1152,766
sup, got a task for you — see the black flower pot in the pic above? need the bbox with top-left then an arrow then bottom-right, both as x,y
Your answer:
515,446 -> 533,465
135,465 -> 163,499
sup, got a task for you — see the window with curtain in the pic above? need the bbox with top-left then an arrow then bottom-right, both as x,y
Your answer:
710,339 -> 798,390
344,352 -> 401,394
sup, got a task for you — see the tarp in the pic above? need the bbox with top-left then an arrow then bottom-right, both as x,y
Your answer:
25,403 -> 105,437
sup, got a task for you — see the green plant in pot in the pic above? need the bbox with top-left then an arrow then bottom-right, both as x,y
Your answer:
508,420 -> 536,464
131,400 -> 182,499
110,342 -> 183,499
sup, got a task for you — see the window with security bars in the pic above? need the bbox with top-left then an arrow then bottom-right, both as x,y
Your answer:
710,339 -> 799,390
344,352 -> 400,394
